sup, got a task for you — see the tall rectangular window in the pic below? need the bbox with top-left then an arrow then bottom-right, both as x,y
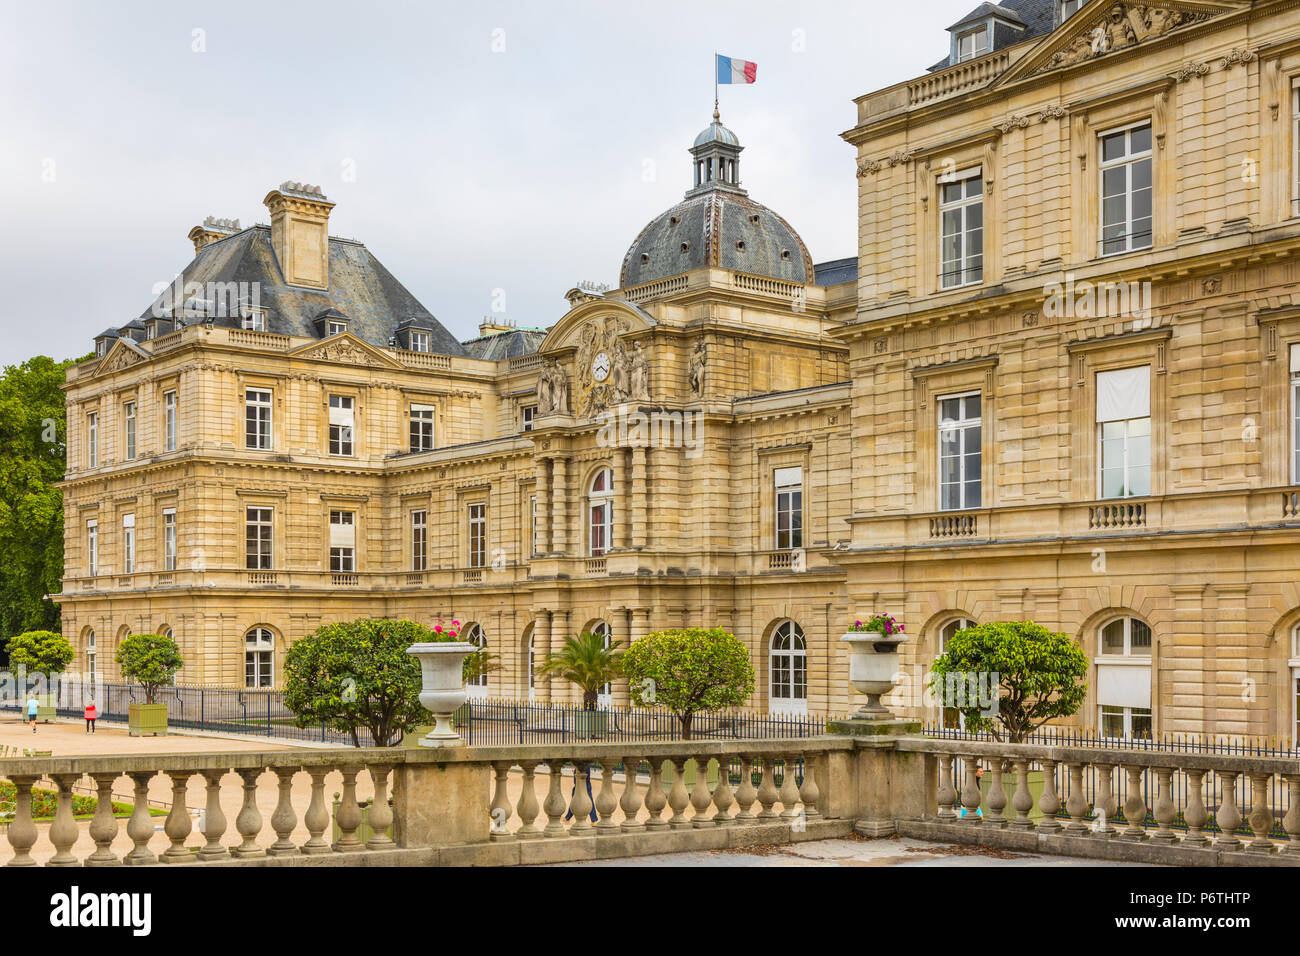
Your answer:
162,508 -> 177,571
163,390 -> 177,451
522,405 -> 536,432
410,404 -> 435,452
530,495 -> 538,556
1291,345 -> 1300,483
955,27 -> 987,62
411,510 -> 427,571
245,389 -> 272,450
775,466 -> 803,551
122,513 -> 135,574
245,507 -> 273,570
86,519 -> 98,576
1099,122 -> 1153,255
329,510 -> 355,572
468,503 -> 486,568
86,412 -> 98,468
1293,84 -> 1299,218
939,168 -> 983,289
1097,366 -> 1151,499
123,401 -> 136,460
938,392 -> 982,510
328,395 -> 354,457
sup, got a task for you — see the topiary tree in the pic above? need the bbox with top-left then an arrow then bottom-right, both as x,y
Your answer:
282,618 -> 445,748
115,632 -> 183,704
622,627 -> 756,740
538,631 -> 623,710
928,620 -> 1088,743
4,629 -> 74,676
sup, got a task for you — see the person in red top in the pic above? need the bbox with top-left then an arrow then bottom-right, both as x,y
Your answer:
84,701 -> 98,734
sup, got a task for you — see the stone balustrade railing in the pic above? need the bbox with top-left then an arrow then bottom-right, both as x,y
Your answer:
895,737 -> 1300,865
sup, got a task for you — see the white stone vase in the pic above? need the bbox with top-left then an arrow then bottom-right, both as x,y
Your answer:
841,630 -> 907,719
407,641 -> 476,747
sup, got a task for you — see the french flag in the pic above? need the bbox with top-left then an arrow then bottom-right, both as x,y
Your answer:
716,54 -> 757,85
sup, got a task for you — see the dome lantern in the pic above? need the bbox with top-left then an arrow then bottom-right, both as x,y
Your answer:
687,108 -> 745,196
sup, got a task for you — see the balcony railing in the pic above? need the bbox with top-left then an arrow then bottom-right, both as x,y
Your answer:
1089,500 -> 1147,530
929,514 -> 978,538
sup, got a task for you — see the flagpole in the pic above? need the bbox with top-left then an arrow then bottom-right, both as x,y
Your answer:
713,51 -> 718,115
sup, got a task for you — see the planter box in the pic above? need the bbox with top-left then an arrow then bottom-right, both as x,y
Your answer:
657,757 -> 720,792
35,695 -> 56,723
574,709 -> 607,740
128,702 -> 168,737
331,797 -> 393,844
979,768 -> 1046,822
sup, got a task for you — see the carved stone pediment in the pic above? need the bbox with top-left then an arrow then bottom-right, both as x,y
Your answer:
93,339 -> 148,376
289,333 -> 403,369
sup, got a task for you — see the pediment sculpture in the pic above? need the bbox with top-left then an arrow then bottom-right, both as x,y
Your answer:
1037,3 -> 1214,74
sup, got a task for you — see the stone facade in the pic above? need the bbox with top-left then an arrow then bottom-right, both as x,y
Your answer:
57,1 -> 1300,742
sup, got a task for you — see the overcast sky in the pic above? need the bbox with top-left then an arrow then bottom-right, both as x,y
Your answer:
0,0 -> 978,366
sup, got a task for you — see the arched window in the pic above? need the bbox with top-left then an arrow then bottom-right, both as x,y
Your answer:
1291,624 -> 1300,748
591,621 -> 613,708
1096,616 -> 1152,740
524,624 -> 536,703
588,468 -> 614,557
158,625 -> 174,682
465,623 -> 488,698
83,628 -> 96,685
245,627 -> 274,688
937,618 -> 975,729
769,620 -> 807,715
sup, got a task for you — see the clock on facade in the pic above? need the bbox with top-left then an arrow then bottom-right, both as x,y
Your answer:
592,351 -> 611,383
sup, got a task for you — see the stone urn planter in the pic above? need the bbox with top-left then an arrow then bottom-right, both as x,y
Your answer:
841,629 -> 907,718
406,641 -> 476,747
128,702 -> 169,737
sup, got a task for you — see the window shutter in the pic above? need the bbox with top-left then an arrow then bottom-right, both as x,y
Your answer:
1097,664 -> 1151,708
410,403 -> 435,413
774,466 -> 802,488
122,513 -> 135,528
1095,366 -> 1150,422
329,401 -> 354,427
1290,343 -> 1300,374
330,516 -> 355,549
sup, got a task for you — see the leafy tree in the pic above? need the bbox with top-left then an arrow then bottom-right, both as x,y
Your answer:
282,618 -> 445,748
929,621 -> 1088,743
622,627 -> 755,739
115,632 -> 184,705
538,631 -> 623,710
4,630 -> 74,676
0,354 -> 88,643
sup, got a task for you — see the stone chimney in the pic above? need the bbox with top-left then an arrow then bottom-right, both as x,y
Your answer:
263,182 -> 335,290
187,216 -> 240,256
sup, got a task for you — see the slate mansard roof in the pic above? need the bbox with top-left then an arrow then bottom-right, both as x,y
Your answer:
928,0 -> 1057,71
138,226 -> 468,357
462,328 -> 548,361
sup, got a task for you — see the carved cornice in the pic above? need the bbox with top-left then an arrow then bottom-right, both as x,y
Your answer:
1174,61 -> 1210,82
1219,47 -> 1258,69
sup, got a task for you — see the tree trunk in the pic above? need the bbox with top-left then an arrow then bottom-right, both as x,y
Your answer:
680,712 -> 693,741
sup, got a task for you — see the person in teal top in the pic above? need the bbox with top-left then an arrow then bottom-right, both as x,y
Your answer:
25,695 -> 39,732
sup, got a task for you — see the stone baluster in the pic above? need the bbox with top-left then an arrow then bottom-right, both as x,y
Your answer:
799,756 -> 821,822
161,771 -> 195,862
490,762 -> 515,842
124,771 -> 158,865
268,767 -> 299,857
1247,773 -> 1276,854
1038,760 -> 1061,832
959,756 -> 982,823
618,757 -> 644,832
516,762 -> 543,838
937,755 -> 958,821
667,758 -> 691,829
713,756 -> 736,825
1215,772 -> 1242,849
233,768 -> 266,858
1120,767 -> 1147,841
3,776 -> 38,867
333,765 -> 364,852
756,757 -> 780,821
1184,769 -> 1209,846
1009,761 -> 1033,829
779,755 -> 803,821
543,761 -> 568,837
690,758 -> 715,828
1064,763 -> 1089,833
1282,774 -> 1300,853
643,760 -> 669,830
733,755 -> 758,824
985,760 -> 1008,828
1094,764 -> 1117,836
301,767 -> 331,854
595,760 -> 620,835
1149,768 -> 1176,844
48,774 -> 80,866
197,769 -> 229,861
366,764 -> 395,851
86,772 -> 122,866
569,762 -> 595,834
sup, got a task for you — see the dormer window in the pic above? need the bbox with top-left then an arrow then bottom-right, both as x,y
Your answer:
409,331 -> 430,352
241,309 -> 266,332
312,309 -> 350,339
956,26 -> 989,62
1060,0 -> 1084,21
327,320 -> 347,336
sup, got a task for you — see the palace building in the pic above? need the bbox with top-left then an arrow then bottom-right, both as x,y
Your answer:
58,0 -> 1300,743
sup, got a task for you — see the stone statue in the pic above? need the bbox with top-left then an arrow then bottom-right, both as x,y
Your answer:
688,341 -> 707,396
628,341 -> 650,401
537,362 -> 555,414
1103,3 -> 1136,52
550,360 -> 570,414
612,340 -> 630,402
